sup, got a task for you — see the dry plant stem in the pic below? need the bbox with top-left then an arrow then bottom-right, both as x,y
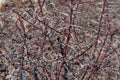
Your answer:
57,0 -> 74,79
58,0 -> 70,8
69,45 -> 93,62
88,0 -> 114,79
95,34 -> 108,63
64,0 -> 74,57
94,0 -> 106,52
15,18 -> 26,79
100,44 -> 120,69
83,0 -> 110,79
95,0 -> 110,64
20,46 -> 24,80
37,0 -> 45,16
12,9 -> 64,36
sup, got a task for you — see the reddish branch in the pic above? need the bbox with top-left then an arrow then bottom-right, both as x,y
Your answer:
94,0 -> 106,52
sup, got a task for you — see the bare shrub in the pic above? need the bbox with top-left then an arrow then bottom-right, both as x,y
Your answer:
0,0 -> 120,80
